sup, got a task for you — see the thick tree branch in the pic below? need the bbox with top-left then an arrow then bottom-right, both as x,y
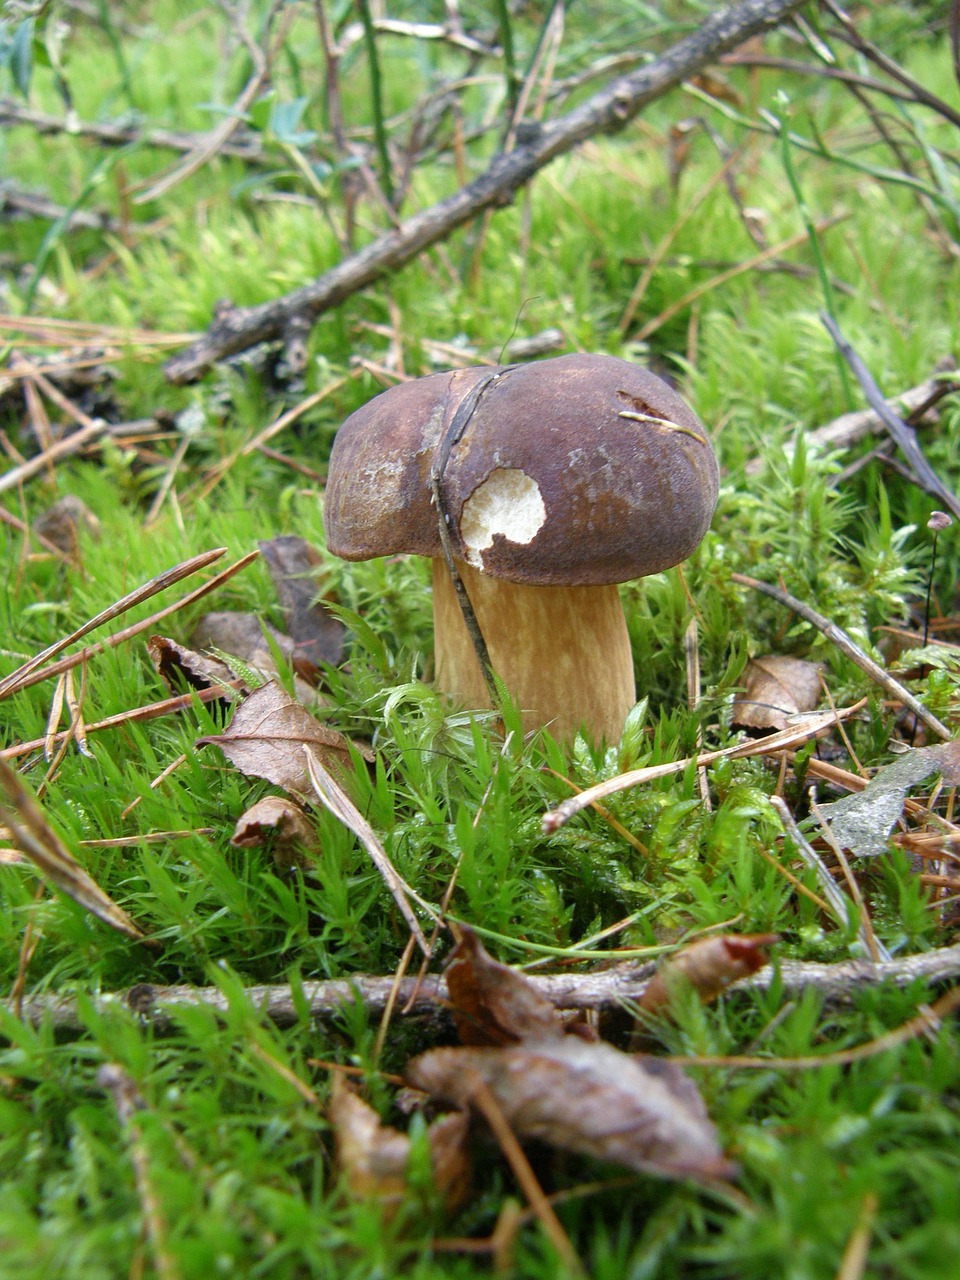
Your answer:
13,944 -> 960,1031
164,0 -> 810,383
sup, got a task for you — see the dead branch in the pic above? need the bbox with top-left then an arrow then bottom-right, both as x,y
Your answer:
0,96 -> 263,161
164,0 -> 809,383
12,944 -> 960,1030
745,360 -> 959,474
821,314 -> 960,522
0,182 -> 123,232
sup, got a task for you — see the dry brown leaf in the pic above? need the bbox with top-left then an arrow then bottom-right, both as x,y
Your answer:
688,70 -> 742,106
147,634 -> 240,695
0,755 -> 144,939
259,535 -> 345,668
731,655 -> 823,732
406,1038 -> 734,1182
33,495 -> 100,559
190,610 -> 318,695
445,927 -> 567,1046
197,680 -> 365,798
230,795 -> 319,869
818,739 -> 960,858
329,1074 -> 469,1214
638,933 -> 778,1019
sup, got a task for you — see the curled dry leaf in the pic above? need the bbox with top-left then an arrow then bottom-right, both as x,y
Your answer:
258,535 -> 346,667
638,933 -> 778,1019
407,1038 -> 734,1183
197,680 -> 369,798
147,634 -> 240,695
730,655 -> 823,733
817,739 -> 960,858
230,795 -> 319,870
445,926 -> 567,1046
329,1074 -> 469,1214
33,495 -> 100,559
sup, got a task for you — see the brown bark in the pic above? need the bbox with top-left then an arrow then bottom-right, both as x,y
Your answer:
12,944 -> 960,1031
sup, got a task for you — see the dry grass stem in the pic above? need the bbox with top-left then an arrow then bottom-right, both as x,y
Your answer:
0,547 -> 226,699
541,703 -> 864,832
303,748 -> 435,953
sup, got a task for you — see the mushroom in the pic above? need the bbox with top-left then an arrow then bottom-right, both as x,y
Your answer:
323,352 -> 718,743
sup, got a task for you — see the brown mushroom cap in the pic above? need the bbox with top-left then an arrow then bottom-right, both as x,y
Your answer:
324,353 -> 718,587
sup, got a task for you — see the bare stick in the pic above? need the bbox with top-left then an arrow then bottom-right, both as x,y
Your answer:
15,941 -> 960,1030
745,362 -> 958,472
729,572 -> 951,741
430,368 -> 516,705
0,755 -> 144,940
0,683 -> 242,762
820,313 -> 960,521
631,215 -> 847,342
468,1074 -> 585,1276
0,548 -> 226,699
134,0 -> 287,204
0,96 -> 263,160
1,182 -> 123,232
769,795 -> 887,959
165,0 -> 809,382
99,1065 -> 180,1280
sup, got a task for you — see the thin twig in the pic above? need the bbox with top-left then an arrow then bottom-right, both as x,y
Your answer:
15,942 -> 960,1030
99,1065 -> 181,1280
745,361 -> 959,473
468,1073 -> 585,1277
133,0 -> 287,204
729,572 -> 951,741
631,215 -> 847,342
1,682 -> 244,763
0,96 -> 263,160
165,0 -> 810,381
430,367 -> 517,705
1,549 -> 257,697
820,313 -> 960,522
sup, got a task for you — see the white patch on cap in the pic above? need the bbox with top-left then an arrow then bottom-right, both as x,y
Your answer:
459,468 -> 546,569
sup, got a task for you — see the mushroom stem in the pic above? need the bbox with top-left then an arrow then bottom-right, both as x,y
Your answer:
431,557 -> 636,744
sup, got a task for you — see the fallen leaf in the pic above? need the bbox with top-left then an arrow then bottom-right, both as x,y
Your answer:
731,655 -> 823,732
259,535 -> 346,667
147,634 -> 240,695
406,1038 -> 734,1182
230,795 -> 319,869
818,740 -> 960,858
444,927 -> 567,1046
33,495 -> 100,559
190,611 -> 318,697
638,933 -> 778,1018
197,680 -> 366,798
329,1074 -> 469,1213
0,755 -> 144,939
